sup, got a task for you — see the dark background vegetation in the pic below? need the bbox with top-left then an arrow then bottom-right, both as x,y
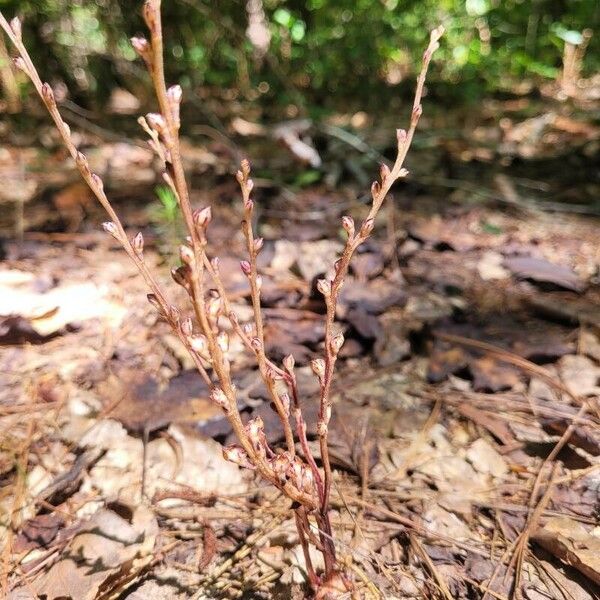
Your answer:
2,0 -> 598,114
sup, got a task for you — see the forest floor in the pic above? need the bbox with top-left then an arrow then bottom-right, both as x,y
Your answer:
0,92 -> 599,599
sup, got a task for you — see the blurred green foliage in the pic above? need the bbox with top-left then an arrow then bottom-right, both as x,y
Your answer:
1,0 -> 598,114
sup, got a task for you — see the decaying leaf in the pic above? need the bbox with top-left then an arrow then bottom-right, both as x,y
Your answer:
533,516 -> 600,586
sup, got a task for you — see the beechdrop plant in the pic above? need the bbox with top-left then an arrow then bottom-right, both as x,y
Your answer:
0,3 -> 442,596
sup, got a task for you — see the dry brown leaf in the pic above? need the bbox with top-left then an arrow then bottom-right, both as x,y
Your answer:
532,517 -> 600,586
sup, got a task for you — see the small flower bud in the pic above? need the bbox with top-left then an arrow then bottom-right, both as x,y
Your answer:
10,17 -> 22,40
240,260 -> 252,276
75,151 -> 90,175
412,104 -> 423,123
41,83 -> 55,106
169,305 -> 180,323
271,453 -> 291,482
13,57 -> 28,73
147,293 -> 161,311
380,163 -> 391,182
255,275 -> 263,291
245,178 -> 254,193
398,168 -> 409,178
167,84 -> 182,105
189,334 -> 207,354
241,159 -> 251,175
341,216 -> 355,237
146,112 -> 166,134
370,180 -> 381,199
331,332 -> 345,354
243,323 -> 254,336
246,416 -> 265,449
283,354 -> 295,372
316,279 -> 331,297
217,331 -> 229,353
102,221 -> 119,239
193,206 -> 212,230
181,317 -> 193,337
63,123 -> 71,138
90,173 -> 104,192
396,128 -> 407,145
130,36 -> 151,62
253,238 -> 264,253
171,265 -> 189,287
210,387 -> 229,411
211,257 -> 220,272
250,337 -> 262,352
180,244 -> 195,266
311,358 -> 326,380
207,296 -> 222,319
244,198 -> 254,213
236,170 -> 244,185
280,392 -> 290,416
359,218 -> 374,238
132,232 -> 144,255
334,258 -> 343,272
317,420 -> 328,436
223,445 -> 254,469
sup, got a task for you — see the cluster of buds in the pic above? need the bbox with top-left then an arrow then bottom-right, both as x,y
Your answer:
270,453 -> 315,494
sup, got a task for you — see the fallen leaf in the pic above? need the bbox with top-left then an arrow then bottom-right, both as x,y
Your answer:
533,517 -> 600,586
503,256 -> 584,292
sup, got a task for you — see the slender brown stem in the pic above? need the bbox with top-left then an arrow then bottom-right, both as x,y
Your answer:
0,6 -> 443,588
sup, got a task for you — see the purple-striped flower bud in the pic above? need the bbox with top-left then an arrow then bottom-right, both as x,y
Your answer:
253,238 -> 264,253
283,354 -> 295,372
341,216 -> 354,237
370,180 -> 381,199
250,337 -> 262,352
240,260 -> 252,276
167,84 -> 182,105
280,393 -> 290,416
146,112 -> 166,134
223,445 -> 254,469
132,232 -> 144,256
90,173 -> 104,192
217,331 -> 229,353
331,332 -> 345,354
311,358 -> 326,380
181,317 -> 193,337
359,218 -> 374,238
130,36 -> 151,62
169,305 -> 180,323
193,206 -> 212,229
380,163 -> 391,182
316,279 -> 331,297
171,265 -> 189,288
102,221 -> 119,238
147,293 -> 161,311
180,244 -> 194,266
189,334 -> 207,354
210,387 -> 229,411
41,83 -> 55,106
13,57 -> 27,73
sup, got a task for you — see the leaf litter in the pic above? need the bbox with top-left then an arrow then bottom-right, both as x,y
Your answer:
1,140 -> 600,599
